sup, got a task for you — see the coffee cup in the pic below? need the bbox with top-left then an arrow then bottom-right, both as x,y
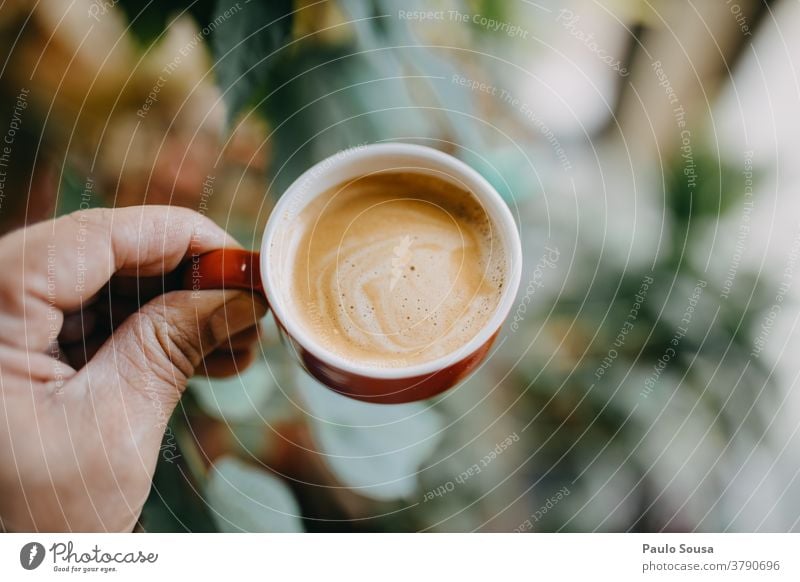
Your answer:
185,143 -> 522,404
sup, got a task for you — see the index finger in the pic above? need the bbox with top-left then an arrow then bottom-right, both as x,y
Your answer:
5,205 -> 239,312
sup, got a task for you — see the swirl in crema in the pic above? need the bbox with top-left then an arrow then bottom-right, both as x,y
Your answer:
291,172 -> 506,368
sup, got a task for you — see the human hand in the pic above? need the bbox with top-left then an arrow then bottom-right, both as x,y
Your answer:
0,206 -> 267,532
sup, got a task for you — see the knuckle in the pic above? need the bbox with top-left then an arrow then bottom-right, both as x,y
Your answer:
130,303 -> 202,384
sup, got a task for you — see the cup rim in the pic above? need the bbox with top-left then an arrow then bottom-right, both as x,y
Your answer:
260,142 -> 523,380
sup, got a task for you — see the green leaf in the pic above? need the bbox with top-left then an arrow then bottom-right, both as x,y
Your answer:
211,0 -> 294,121
666,149 -> 751,234
58,166 -> 105,216
206,456 -> 303,532
114,0 -> 218,46
261,44 -> 441,195
261,0 -> 488,196
114,0 -> 170,45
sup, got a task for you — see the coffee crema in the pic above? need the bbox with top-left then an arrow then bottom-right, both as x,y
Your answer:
290,172 -> 507,368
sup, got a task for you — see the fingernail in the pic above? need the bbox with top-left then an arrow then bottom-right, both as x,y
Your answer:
209,294 -> 267,343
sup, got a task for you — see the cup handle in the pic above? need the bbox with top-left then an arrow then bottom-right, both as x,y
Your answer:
181,248 -> 264,296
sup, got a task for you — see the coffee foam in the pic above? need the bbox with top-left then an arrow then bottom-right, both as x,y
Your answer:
290,172 -> 507,368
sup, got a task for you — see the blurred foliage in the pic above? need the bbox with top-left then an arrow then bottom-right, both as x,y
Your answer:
517,151 -> 778,531
115,0 -> 219,46
211,0 -> 294,122
207,456 -> 304,532
665,149 -> 750,266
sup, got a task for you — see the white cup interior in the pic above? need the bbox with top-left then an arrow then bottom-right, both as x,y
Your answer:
260,143 -> 523,379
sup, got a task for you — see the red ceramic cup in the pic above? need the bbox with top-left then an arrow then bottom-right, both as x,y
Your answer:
185,143 -> 522,404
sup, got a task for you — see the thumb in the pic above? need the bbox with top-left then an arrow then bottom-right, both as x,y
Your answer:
83,289 -> 267,427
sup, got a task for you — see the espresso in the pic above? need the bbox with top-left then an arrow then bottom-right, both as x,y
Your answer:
290,172 -> 506,368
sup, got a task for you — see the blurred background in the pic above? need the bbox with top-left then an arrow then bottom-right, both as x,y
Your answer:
1,0 -> 799,532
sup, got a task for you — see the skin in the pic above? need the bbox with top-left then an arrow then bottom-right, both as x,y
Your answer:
0,206 -> 267,532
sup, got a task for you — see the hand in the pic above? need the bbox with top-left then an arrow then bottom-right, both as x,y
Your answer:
0,206 -> 267,532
